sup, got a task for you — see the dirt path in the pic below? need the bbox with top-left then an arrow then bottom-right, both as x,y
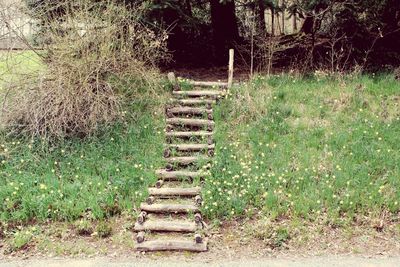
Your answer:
1,256 -> 400,267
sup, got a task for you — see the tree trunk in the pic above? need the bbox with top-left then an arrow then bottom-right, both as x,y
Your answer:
301,15 -> 314,34
257,0 -> 266,33
281,0 -> 285,35
210,0 -> 239,64
271,7 -> 275,36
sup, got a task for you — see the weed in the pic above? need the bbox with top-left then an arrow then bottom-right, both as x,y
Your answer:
95,221 -> 112,238
74,219 -> 93,236
6,227 -> 38,252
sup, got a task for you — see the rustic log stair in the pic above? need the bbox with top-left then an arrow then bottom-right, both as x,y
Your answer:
134,50 -> 234,252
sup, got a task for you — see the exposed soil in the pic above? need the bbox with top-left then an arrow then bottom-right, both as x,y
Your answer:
1,217 -> 399,262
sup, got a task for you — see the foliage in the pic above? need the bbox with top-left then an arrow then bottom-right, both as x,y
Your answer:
22,0 -> 400,70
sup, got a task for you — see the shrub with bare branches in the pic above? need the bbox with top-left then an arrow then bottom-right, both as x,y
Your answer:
2,0 -> 169,139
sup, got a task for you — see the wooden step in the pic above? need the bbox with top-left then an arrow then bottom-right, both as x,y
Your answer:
134,220 -> 199,232
172,99 -> 216,106
140,203 -> 199,213
165,131 -> 213,138
166,156 -> 209,165
155,170 -> 201,179
188,80 -> 228,88
149,187 -> 201,197
167,107 -> 211,115
167,143 -> 215,152
167,118 -> 214,127
135,239 -> 207,252
172,90 -> 223,97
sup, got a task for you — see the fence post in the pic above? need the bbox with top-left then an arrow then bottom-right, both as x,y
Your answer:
228,49 -> 234,89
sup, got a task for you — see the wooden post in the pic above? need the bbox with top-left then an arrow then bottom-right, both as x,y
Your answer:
167,72 -> 179,91
228,49 -> 234,89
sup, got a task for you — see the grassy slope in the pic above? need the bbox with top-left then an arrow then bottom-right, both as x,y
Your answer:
205,74 -> 399,225
1,51 -> 399,253
0,117 -> 164,222
0,51 -> 165,223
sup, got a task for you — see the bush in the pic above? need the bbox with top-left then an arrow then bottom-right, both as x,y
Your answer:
2,0 -> 169,139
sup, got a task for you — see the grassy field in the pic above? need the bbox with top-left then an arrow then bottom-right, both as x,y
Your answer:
0,52 -> 399,253
204,73 -> 400,226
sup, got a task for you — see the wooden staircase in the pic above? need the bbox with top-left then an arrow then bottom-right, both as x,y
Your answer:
134,50 -> 234,252
133,77 -> 227,252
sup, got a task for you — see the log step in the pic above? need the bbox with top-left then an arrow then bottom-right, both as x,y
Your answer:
188,80 -> 228,88
167,143 -> 215,152
155,169 -> 202,179
172,99 -> 216,106
149,187 -> 201,197
140,203 -> 199,213
167,107 -> 211,115
166,131 -> 213,138
172,90 -> 223,97
166,156 -> 209,165
135,239 -> 207,252
134,220 -> 199,232
167,118 -> 215,127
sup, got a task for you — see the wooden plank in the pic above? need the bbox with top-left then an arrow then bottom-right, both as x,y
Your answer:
173,90 -> 223,97
167,143 -> 215,152
149,187 -> 201,197
167,107 -> 210,115
228,49 -> 234,89
140,203 -> 199,213
134,220 -> 198,232
188,80 -> 228,87
155,169 -> 201,179
172,99 -> 216,106
166,118 -> 214,127
135,240 -> 207,252
166,156 -> 209,165
165,131 -> 213,138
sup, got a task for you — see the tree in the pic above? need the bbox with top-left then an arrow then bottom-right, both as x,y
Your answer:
210,0 -> 240,63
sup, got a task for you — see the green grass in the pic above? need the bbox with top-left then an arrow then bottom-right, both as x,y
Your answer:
0,51 -> 398,231
0,113 -> 165,222
0,51 -> 43,89
204,73 -> 400,224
